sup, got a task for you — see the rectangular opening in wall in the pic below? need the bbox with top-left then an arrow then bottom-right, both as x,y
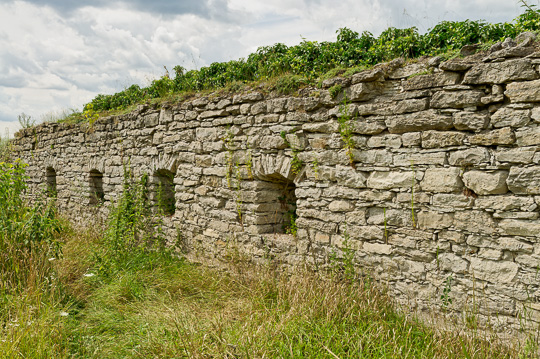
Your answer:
152,169 -> 175,215
89,169 -> 104,205
46,167 -> 57,197
253,179 -> 297,235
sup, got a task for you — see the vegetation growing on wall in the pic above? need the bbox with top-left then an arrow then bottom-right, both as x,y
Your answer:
71,5 -> 540,117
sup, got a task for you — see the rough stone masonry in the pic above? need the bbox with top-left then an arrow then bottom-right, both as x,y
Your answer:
12,34 -> 540,334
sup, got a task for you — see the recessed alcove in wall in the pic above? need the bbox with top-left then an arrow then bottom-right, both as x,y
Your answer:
46,167 -> 57,197
89,169 -> 104,205
251,175 -> 298,235
151,169 -> 175,215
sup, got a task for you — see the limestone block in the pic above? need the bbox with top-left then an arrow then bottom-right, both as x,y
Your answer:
491,107 -> 530,128
516,127 -> 540,146
469,127 -> 515,146
495,148 -> 535,164
348,225 -> 384,240
431,90 -> 484,109
351,119 -> 386,135
355,103 -> 392,116
417,211 -> 454,229
421,131 -> 466,148
462,170 -> 508,195
475,196 -> 535,211
438,253 -> 469,274
421,167 -> 463,193
493,211 -> 538,220
329,200 -> 354,212
453,111 -> 489,131
347,82 -> 381,102
302,121 -> 339,133
402,72 -> 460,91
386,110 -> 453,134
506,79 -> 540,103
440,58 -> 475,72
433,194 -> 474,209
393,98 -> 429,114
448,148 -> 490,166
363,242 -> 392,255
367,171 -> 414,190
402,132 -> 421,147
454,211 -> 496,234
335,165 -> 367,188
463,58 -> 537,84
367,208 -> 412,227
367,134 -> 402,148
351,68 -> 385,83
353,150 -> 393,166
499,219 -> 540,237
470,258 -> 519,284
507,166 -> 540,194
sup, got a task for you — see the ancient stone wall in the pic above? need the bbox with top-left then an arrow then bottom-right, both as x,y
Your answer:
12,43 -> 540,333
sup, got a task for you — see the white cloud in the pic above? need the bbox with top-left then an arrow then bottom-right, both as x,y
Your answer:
0,0 -> 535,133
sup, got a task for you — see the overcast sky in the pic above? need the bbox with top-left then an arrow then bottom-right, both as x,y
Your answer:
0,0 -> 533,136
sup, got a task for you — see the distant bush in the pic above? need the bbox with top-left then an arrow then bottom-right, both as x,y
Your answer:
84,7 -> 540,113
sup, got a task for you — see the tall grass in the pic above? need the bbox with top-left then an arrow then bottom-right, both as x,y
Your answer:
0,159 -> 65,358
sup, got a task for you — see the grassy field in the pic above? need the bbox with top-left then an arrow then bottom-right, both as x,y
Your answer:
0,160 -> 537,358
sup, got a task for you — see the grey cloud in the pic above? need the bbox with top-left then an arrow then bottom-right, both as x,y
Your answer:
15,0 -> 235,20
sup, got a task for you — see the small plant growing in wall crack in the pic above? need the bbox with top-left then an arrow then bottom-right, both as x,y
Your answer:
222,127 -> 235,188
312,156 -> 320,180
441,275 -> 453,311
245,136 -> 254,180
234,160 -> 243,227
337,97 -> 355,167
410,160 -> 416,229
280,131 -> 303,175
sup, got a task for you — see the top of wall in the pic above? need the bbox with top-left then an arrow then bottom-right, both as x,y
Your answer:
13,32 -> 540,141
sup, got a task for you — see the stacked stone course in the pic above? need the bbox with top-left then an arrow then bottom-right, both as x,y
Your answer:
13,39 -> 540,333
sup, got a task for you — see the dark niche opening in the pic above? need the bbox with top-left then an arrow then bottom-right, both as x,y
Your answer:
152,169 -> 175,215
46,167 -> 57,197
89,169 -> 104,205
256,177 -> 297,235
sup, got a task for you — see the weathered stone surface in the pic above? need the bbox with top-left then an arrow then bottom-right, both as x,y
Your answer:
402,72 -> 460,91
491,107 -> 530,128
393,98 -> 430,114
402,132 -> 421,147
421,131 -> 465,148
417,211 -> 454,229
462,170 -> 509,195
440,58 -> 475,72
463,58 -> 537,84
329,200 -> 354,212
507,166 -> 540,194
433,194 -> 474,208
431,90 -> 484,109
386,110 -> 453,134
393,152 -> 446,166
453,112 -> 489,131
367,171 -> 414,190
475,196 -> 535,211
351,119 -> 386,135
505,79 -> 540,102
495,148 -> 535,164
516,127 -> 540,146
469,127 -> 516,146
448,148 -> 490,166
363,242 -> 392,255
421,168 -> 463,193
351,68 -> 385,83
335,165 -> 367,188
439,253 -> 469,274
454,210 -> 496,234
499,219 -> 540,237
367,134 -> 402,148
347,82 -> 381,102
470,258 -> 519,284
